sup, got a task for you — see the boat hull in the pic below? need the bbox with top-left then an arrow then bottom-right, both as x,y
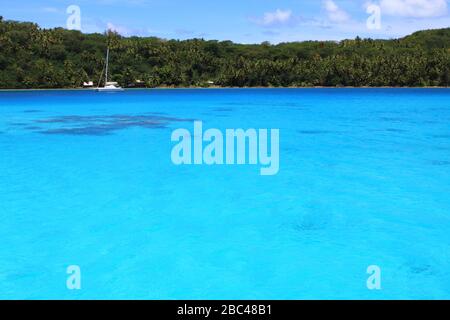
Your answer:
96,87 -> 124,92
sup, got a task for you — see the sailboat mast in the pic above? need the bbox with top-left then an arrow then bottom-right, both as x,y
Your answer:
105,47 -> 109,85
96,34 -> 123,91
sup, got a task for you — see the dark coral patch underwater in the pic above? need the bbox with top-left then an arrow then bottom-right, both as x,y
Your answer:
22,113 -> 193,136
430,160 -> 450,166
212,107 -> 234,112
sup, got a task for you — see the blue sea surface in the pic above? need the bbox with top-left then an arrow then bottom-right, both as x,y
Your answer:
0,88 -> 449,299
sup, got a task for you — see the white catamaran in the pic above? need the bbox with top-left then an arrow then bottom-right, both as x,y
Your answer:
96,47 -> 123,92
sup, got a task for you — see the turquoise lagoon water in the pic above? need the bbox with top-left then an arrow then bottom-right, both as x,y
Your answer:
0,88 -> 449,299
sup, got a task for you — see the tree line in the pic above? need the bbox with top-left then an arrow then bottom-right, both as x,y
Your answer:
0,16 -> 449,89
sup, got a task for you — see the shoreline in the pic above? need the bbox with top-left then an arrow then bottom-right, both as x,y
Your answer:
0,86 -> 449,92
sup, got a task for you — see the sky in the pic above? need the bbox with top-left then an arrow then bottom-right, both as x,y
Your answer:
1,0 -> 449,43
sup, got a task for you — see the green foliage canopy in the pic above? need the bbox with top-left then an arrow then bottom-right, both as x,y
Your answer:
0,17 -> 449,89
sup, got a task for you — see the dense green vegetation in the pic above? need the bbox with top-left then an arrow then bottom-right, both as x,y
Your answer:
1,16 -> 449,89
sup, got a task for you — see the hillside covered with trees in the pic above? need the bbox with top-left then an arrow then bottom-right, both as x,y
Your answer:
0,16 -> 449,89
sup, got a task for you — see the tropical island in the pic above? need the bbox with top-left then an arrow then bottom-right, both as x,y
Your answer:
0,16 -> 449,89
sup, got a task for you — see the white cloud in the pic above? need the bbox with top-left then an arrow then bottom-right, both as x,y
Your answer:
259,9 -> 293,26
106,22 -> 148,36
323,0 -> 350,23
379,0 -> 448,18
107,22 -> 127,34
